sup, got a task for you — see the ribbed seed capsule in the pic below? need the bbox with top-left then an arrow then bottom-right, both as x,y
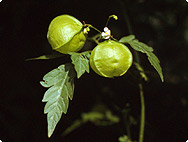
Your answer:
90,40 -> 133,78
47,14 -> 86,54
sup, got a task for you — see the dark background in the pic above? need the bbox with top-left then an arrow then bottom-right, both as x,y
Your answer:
1,0 -> 188,141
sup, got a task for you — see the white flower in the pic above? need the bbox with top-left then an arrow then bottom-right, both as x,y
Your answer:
101,27 -> 111,39
83,27 -> 90,34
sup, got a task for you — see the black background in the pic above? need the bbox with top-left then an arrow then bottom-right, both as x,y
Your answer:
1,0 -> 188,141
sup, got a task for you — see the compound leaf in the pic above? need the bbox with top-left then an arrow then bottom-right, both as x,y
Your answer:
146,52 -> 164,82
119,35 -> 135,43
81,51 -> 91,59
121,36 -> 164,82
70,52 -> 90,78
40,63 -> 75,137
128,39 -> 153,52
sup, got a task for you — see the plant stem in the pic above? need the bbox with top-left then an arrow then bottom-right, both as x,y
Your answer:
118,0 -> 140,65
139,83 -> 145,142
85,24 -> 102,44
123,111 -> 132,139
118,0 -> 145,141
126,123 -> 131,140
105,15 -> 118,27
86,24 -> 102,34
87,33 -> 101,44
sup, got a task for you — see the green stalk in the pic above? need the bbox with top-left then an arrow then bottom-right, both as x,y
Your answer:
118,0 -> 145,141
139,83 -> 145,142
105,15 -> 118,27
86,24 -> 102,34
118,0 -> 140,64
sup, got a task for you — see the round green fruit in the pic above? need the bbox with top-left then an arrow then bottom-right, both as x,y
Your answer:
90,40 -> 133,78
47,14 -> 86,54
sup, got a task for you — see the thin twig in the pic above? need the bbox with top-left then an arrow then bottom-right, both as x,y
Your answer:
118,0 -> 140,65
118,0 -> 145,142
139,83 -> 145,142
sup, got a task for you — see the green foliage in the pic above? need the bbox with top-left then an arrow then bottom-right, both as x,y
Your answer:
69,51 -> 90,78
118,135 -> 132,142
40,63 -> 75,137
81,110 -> 119,125
38,15 -> 164,138
26,54 -> 63,61
119,35 -> 164,82
119,35 -> 135,43
39,34 -> 164,137
62,105 -> 119,136
39,52 -> 90,137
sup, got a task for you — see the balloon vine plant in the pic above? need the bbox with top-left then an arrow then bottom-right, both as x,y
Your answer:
30,14 -> 164,141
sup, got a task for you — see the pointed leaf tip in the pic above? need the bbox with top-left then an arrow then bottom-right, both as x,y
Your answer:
126,37 -> 164,82
41,63 -> 75,137
26,54 -> 63,61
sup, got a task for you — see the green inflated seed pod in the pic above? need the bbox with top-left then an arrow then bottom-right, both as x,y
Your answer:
90,40 -> 133,78
47,14 -> 86,54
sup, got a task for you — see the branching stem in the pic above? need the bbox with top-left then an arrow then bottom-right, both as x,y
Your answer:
87,34 -> 101,44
